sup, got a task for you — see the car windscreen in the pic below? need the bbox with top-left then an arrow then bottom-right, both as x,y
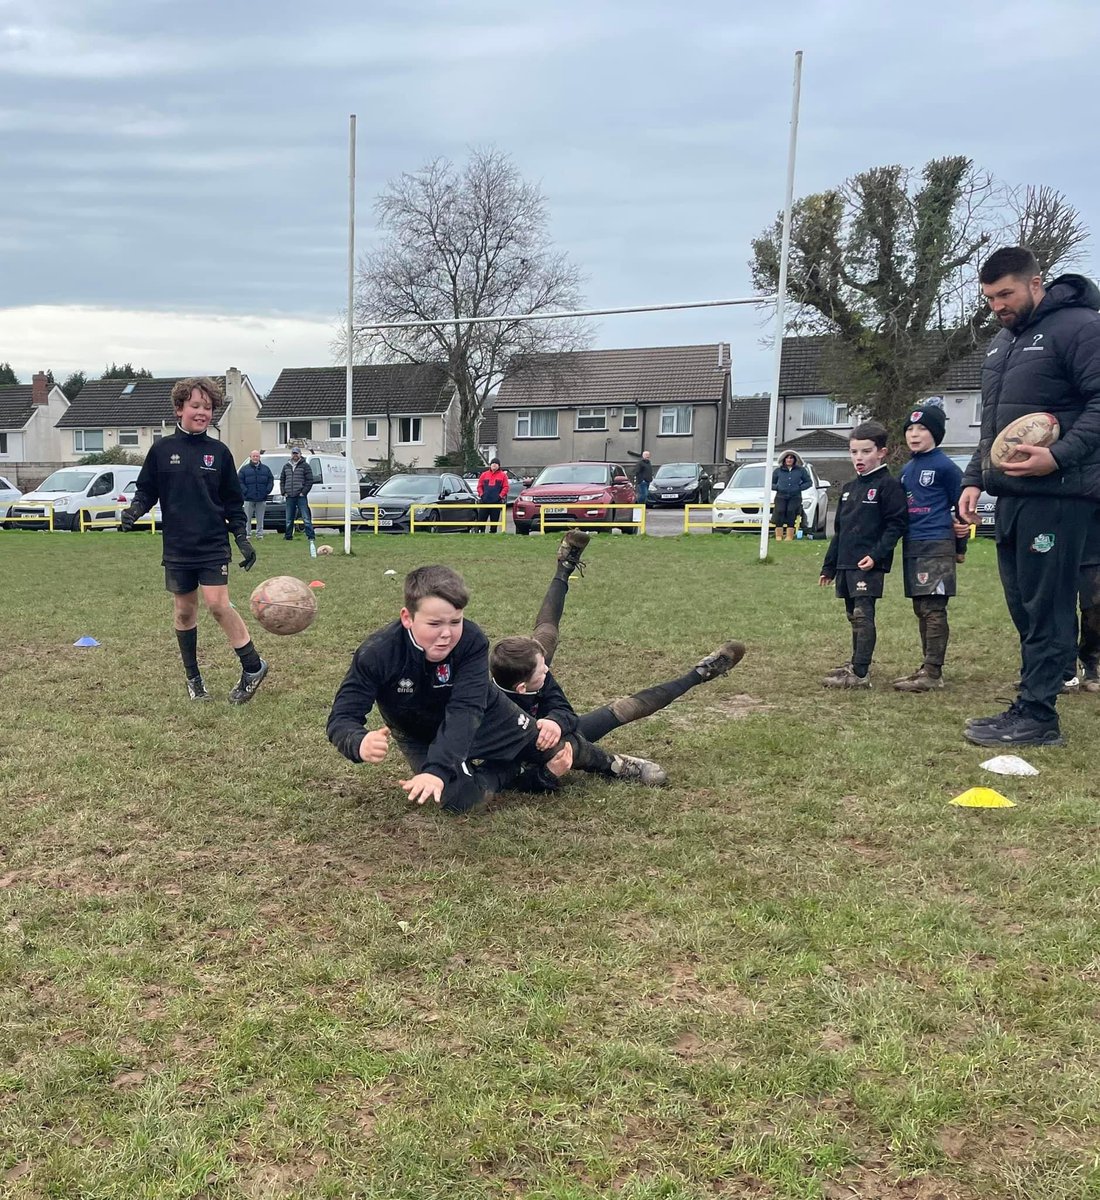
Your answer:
374,475 -> 441,500
653,463 -> 696,481
37,470 -> 97,492
533,465 -> 609,486
729,464 -> 766,489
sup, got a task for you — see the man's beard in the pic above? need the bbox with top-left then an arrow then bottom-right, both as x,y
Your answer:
1002,295 -> 1036,333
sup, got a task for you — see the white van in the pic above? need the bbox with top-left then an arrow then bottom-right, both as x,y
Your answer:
261,451 -> 358,532
7,464 -> 143,530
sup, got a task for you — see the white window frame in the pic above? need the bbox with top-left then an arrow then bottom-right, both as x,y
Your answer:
364,418 -> 379,440
575,406 -> 607,432
515,409 -> 559,439
620,405 -> 639,431
397,416 -> 423,445
0,433 -> 8,456
328,419 -> 346,440
278,420 -> 312,446
659,405 -> 693,436
800,397 -> 849,428
117,428 -> 139,448
971,397 -> 983,426
73,429 -> 104,453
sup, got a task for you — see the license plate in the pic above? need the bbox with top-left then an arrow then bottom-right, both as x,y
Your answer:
981,515 -> 995,525
379,518 -> 393,527
544,506 -> 567,515
661,493 -> 677,499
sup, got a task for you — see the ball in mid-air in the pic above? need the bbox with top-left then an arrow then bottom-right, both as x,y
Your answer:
249,575 -> 317,635
990,412 -> 1060,469
317,544 -> 334,556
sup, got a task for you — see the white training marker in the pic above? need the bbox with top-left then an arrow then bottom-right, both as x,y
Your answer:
980,754 -> 1039,777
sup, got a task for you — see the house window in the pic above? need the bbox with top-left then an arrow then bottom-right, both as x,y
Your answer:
364,418 -> 379,440
0,433 -> 7,455
575,406 -> 607,432
515,409 -> 559,438
118,429 -> 139,448
801,397 -> 849,427
278,420 -> 312,445
398,417 -> 423,444
73,429 -> 105,453
972,397 -> 983,425
328,419 -> 346,440
621,406 -> 639,431
659,405 -> 693,436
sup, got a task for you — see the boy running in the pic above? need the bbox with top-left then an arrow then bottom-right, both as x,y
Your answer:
120,377 -> 267,704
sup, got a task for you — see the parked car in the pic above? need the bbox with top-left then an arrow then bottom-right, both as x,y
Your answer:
512,461 -> 638,535
6,465 -> 143,530
712,460 -> 831,536
948,453 -> 996,538
0,474 -> 21,519
359,472 -> 481,533
646,462 -> 713,507
119,480 -> 162,529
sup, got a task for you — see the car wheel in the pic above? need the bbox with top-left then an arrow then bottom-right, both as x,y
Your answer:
515,521 -> 531,536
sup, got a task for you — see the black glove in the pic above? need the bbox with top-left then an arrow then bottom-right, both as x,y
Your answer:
236,534 -> 256,571
119,505 -> 138,532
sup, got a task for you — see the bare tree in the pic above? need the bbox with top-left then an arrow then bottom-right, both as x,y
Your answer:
751,156 -> 1090,433
347,148 -> 590,467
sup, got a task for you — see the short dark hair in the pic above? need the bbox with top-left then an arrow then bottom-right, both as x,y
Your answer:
171,376 -> 224,413
489,635 -> 542,690
850,420 -> 888,449
979,246 -> 1040,285
403,565 -> 469,614
490,458 -> 501,467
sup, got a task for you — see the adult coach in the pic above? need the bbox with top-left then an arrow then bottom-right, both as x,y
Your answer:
959,246 -> 1100,747
635,450 -> 654,504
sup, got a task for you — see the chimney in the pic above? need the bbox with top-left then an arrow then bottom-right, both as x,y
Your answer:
32,372 -> 48,405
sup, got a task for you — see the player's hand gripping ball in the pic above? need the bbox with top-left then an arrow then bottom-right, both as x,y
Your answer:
249,575 -> 317,635
317,544 -> 334,556
989,412 -> 1060,469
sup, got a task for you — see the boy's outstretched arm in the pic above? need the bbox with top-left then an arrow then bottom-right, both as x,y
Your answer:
327,644 -> 383,762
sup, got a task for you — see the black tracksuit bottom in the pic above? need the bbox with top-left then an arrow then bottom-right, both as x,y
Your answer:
995,495 -> 1100,723
774,493 -> 801,529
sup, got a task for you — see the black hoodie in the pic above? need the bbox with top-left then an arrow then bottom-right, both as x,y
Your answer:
962,273 -> 1100,500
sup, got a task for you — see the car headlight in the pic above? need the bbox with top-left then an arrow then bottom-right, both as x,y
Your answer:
518,493 -> 532,503
577,492 -> 604,502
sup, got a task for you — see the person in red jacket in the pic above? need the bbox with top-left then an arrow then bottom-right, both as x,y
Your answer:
477,458 -> 509,531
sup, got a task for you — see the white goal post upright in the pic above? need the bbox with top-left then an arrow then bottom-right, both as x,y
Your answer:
340,53 -> 803,559
758,50 -> 803,562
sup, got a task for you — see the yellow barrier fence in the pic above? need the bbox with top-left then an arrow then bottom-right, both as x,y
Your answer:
683,504 -> 715,533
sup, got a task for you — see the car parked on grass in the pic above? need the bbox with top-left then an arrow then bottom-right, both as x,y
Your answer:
712,460 -> 831,536
0,474 -> 21,519
359,472 -> 481,533
646,462 -> 713,507
512,461 -> 637,535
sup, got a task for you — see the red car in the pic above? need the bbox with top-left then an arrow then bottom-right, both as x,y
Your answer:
512,461 -> 638,535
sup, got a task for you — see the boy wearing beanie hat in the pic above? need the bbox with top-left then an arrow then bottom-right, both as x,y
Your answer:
894,404 -> 965,692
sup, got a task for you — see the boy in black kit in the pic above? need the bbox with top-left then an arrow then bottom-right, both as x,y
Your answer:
894,405 -> 965,692
489,531 -> 744,791
120,377 -> 268,704
326,565 -> 662,813
819,421 -> 908,688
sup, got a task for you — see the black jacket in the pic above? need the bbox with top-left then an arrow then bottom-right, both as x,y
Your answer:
635,459 -> 654,484
963,273 -> 1100,500
328,618 -> 520,785
130,427 -> 246,566
822,464 -> 907,577
239,460 -> 274,502
773,453 -> 812,496
280,457 -> 314,497
498,671 -> 579,737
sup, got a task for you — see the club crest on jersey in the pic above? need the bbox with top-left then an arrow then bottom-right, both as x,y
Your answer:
917,571 -> 929,584
1031,533 -> 1055,554
919,470 -> 935,486
435,663 -> 452,685
203,454 -> 215,468
866,488 -> 877,501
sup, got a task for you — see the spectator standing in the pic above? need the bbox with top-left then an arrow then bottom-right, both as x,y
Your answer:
238,450 -> 274,539
635,450 -> 654,504
280,447 -> 316,554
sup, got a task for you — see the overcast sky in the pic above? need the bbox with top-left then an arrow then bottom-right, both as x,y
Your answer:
1,0 -> 1097,395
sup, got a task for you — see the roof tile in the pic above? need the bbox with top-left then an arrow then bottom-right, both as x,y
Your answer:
261,364 -> 454,419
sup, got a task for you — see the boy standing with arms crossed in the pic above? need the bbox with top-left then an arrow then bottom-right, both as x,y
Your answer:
893,405 -> 966,692
818,421 -> 908,689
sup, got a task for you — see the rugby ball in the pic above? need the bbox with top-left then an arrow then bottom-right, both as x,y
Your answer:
989,412 -> 1060,469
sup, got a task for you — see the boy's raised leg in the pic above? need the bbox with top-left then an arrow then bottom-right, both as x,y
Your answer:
532,529 -> 591,666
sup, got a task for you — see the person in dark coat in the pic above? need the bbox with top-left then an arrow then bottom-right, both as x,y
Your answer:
280,447 -> 316,550
635,450 -> 654,503
959,246 -> 1100,747
771,451 -> 812,541
238,450 -> 274,539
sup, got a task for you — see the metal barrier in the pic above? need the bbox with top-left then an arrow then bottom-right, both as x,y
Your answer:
78,502 -> 158,532
537,503 -> 645,535
683,504 -> 715,533
2,501 -> 56,530
410,503 -> 494,533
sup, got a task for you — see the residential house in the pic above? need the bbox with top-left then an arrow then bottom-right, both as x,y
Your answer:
260,363 -> 457,469
476,393 -> 499,464
0,372 -> 70,486
729,336 -> 988,469
55,369 -> 263,464
493,344 -> 731,475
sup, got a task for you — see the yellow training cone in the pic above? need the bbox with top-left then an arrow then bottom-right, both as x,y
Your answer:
950,787 -> 1016,808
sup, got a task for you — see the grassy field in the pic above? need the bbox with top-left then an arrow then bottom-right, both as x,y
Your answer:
1,531 -> 1098,1200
